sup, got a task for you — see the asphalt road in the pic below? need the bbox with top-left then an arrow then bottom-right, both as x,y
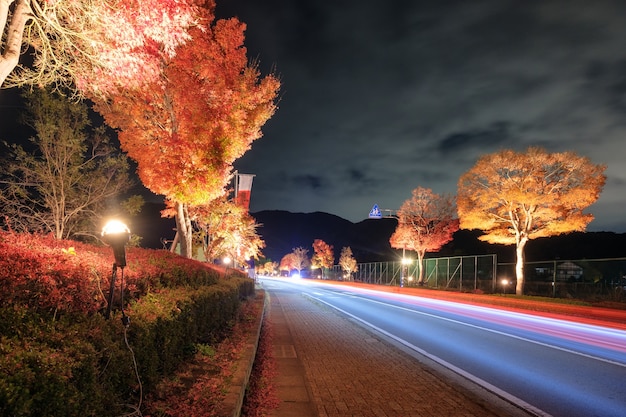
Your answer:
262,277 -> 626,417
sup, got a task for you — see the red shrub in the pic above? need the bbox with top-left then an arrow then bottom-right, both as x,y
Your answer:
0,231 -> 225,317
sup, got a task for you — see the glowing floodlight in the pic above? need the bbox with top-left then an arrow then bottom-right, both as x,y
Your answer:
102,220 -> 130,267
102,220 -> 130,321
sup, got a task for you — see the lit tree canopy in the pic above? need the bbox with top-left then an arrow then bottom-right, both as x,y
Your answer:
94,4 -> 280,257
192,196 -> 264,265
390,186 -> 458,284
290,247 -> 309,273
279,253 -> 298,273
311,239 -> 334,279
457,147 -> 606,294
1,0 -> 200,96
339,246 -> 357,279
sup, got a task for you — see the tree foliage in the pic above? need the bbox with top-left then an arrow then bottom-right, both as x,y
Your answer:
191,196 -> 264,265
311,239 -> 334,278
1,0 -> 200,96
290,247 -> 309,273
457,147 -> 606,295
0,88 -> 133,240
258,261 -> 277,276
279,253 -> 298,274
94,4 -> 280,257
339,246 -> 357,279
390,187 -> 458,284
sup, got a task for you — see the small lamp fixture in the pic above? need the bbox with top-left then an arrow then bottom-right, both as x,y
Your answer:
102,220 -> 130,267
102,220 -> 130,321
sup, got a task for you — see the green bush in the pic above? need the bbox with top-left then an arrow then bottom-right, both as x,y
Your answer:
0,276 -> 256,416
0,307 -> 118,416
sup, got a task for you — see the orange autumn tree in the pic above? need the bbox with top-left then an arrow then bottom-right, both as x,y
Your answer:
192,196 -> 264,265
311,239 -> 334,279
390,187 -> 458,285
95,5 -> 279,257
279,253 -> 298,275
339,246 -> 357,281
457,147 -> 606,295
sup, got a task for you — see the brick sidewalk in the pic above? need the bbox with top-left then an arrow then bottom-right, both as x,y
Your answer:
266,286 -> 534,417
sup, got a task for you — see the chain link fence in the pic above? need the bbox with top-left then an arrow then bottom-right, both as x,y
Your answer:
497,258 -> 626,300
329,255 -> 626,301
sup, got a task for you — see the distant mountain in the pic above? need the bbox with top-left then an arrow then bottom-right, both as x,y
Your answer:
136,206 -> 626,264
251,210 -> 626,264
251,210 -> 398,263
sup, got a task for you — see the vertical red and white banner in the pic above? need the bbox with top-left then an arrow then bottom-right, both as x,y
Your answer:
235,173 -> 255,210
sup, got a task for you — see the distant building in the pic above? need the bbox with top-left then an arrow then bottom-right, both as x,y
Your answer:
533,261 -> 584,281
556,261 -> 584,281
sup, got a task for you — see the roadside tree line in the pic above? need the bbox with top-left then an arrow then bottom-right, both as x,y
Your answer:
1,0 -> 280,261
391,147 -> 605,296
0,1 -> 607,296
261,147 -> 606,297
265,242 -> 357,280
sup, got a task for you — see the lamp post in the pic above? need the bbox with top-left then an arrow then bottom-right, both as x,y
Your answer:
102,220 -> 130,321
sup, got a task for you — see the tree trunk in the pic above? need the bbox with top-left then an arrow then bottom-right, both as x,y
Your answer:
175,201 -> 193,258
515,237 -> 528,295
417,250 -> 426,285
0,0 -> 31,87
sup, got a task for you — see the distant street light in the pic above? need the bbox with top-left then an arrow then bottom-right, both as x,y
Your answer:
102,220 -> 130,321
401,254 -> 412,288
501,278 -> 509,294
223,256 -> 231,277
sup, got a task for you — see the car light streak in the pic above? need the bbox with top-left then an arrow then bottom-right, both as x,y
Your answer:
262,277 -> 626,417
322,284 -> 626,358
357,294 -> 626,367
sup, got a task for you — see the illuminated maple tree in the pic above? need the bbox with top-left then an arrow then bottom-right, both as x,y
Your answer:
390,187 -> 459,285
339,246 -> 357,280
311,239 -> 334,279
279,253 -> 298,274
95,5 -> 280,257
258,261 -> 277,276
290,247 -> 309,275
192,196 -> 264,266
457,147 -> 606,295
1,0 -> 199,96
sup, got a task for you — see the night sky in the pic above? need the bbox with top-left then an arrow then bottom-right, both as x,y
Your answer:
1,1 -> 626,232
217,0 -> 626,232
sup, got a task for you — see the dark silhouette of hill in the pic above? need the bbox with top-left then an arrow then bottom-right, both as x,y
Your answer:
136,206 -> 626,264
251,211 -> 626,264
251,210 -> 398,262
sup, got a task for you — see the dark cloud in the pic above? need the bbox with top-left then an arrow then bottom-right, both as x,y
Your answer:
2,1 -> 624,231
292,174 -> 325,191
438,122 -> 512,155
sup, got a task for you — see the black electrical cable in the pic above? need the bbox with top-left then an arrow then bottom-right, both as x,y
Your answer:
118,265 -> 143,416
120,266 -> 130,327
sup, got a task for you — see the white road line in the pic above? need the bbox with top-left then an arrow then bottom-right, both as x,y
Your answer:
308,293 -> 553,417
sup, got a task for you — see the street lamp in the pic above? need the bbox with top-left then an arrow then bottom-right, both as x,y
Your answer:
501,278 -> 509,294
223,256 -> 231,277
102,220 -> 130,267
102,220 -> 130,321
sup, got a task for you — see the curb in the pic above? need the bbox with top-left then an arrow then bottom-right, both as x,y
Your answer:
220,286 -> 268,417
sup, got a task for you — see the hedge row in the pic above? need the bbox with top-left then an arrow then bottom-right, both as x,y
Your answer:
0,276 -> 255,417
